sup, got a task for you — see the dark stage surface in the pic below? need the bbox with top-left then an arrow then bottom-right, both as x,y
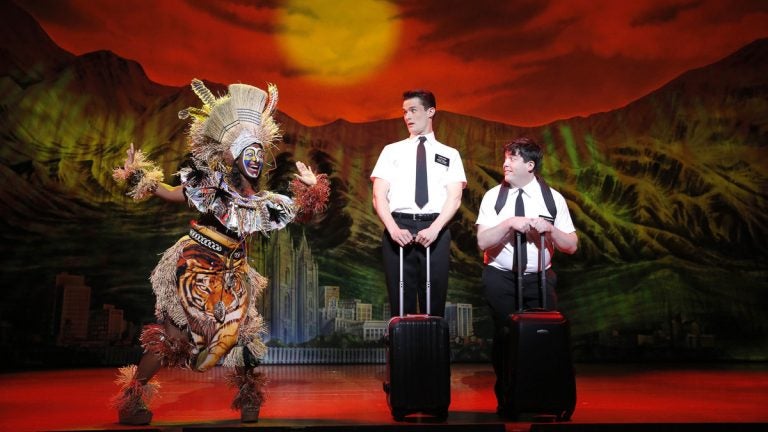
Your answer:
1,363 -> 766,432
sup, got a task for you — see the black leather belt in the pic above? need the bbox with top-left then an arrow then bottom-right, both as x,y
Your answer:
189,228 -> 245,259
512,269 -> 550,277
391,212 -> 439,221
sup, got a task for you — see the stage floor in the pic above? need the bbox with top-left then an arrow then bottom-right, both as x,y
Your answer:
1,362 -> 767,432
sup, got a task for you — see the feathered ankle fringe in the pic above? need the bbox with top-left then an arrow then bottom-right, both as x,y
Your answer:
110,365 -> 160,413
227,367 -> 267,422
226,366 -> 267,410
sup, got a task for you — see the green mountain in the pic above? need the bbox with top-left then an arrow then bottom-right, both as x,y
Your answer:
1,0 -> 765,360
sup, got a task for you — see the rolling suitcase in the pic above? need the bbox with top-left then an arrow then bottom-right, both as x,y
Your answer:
500,231 -> 576,421
383,246 -> 451,421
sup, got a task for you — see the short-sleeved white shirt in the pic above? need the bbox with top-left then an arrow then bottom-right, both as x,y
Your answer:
371,132 -> 467,214
476,177 -> 575,272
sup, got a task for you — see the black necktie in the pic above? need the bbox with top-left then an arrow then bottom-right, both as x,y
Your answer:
514,188 -> 527,271
415,136 -> 428,208
494,182 -> 509,214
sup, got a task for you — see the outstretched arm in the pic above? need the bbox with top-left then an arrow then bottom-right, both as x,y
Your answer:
153,183 -> 185,202
114,143 -> 184,202
289,161 -> 330,223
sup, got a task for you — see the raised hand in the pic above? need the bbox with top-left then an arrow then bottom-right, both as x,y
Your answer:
294,161 -> 317,186
124,143 -> 136,169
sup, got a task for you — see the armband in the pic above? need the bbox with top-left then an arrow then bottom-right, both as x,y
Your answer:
289,173 -> 331,223
112,149 -> 164,201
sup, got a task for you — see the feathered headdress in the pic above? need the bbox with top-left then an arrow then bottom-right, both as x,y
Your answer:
179,79 -> 280,172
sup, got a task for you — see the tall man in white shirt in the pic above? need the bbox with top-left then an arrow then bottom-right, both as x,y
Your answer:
476,136 -> 578,412
371,89 -> 467,318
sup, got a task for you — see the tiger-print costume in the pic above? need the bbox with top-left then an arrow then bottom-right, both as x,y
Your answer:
111,81 -> 332,425
150,224 -> 267,371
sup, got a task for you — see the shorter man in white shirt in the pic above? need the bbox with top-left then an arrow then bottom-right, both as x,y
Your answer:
476,136 -> 578,412
371,89 -> 467,318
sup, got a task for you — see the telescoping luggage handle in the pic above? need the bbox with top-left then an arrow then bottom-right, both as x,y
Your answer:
515,224 -> 550,312
399,245 -> 431,317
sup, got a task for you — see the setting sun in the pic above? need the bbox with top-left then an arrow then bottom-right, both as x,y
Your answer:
276,0 -> 400,85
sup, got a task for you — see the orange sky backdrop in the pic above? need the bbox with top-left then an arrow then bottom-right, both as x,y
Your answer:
18,0 -> 768,126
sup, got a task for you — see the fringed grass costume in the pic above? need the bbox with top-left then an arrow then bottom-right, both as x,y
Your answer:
111,79 -> 330,424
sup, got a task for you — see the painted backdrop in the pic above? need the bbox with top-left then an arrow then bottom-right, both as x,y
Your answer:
1,0 -> 767,367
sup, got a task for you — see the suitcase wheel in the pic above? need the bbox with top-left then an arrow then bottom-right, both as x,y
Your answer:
503,410 -> 520,421
392,409 -> 405,422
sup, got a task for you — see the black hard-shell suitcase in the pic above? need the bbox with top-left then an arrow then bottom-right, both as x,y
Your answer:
500,231 -> 576,421
383,246 -> 451,421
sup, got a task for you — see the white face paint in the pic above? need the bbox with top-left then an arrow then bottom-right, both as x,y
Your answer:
239,144 -> 264,179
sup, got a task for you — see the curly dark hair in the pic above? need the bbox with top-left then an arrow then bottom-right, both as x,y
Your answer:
503,137 -> 543,174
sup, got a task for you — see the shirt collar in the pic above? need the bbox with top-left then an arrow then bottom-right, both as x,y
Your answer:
515,177 -> 537,196
412,132 -> 436,144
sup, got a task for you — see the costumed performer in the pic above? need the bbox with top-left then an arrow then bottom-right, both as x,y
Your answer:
110,79 -> 330,425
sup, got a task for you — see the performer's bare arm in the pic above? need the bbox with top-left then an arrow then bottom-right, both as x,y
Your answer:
124,143 -> 185,202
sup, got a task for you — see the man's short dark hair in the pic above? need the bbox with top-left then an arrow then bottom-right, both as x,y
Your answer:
403,89 -> 436,110
504,137 -> 543,174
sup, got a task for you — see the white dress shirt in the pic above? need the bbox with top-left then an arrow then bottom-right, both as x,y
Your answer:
371,132 -> 466,214
476,177 -> 575,273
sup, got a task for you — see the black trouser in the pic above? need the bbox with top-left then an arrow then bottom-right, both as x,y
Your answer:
482,265 -> 558,406
382,220 -> 451,318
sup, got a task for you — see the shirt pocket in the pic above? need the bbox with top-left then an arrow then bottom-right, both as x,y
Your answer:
430,157 -> 452,185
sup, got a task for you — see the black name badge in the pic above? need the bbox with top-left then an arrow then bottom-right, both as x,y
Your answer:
434,154 -> 450,167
